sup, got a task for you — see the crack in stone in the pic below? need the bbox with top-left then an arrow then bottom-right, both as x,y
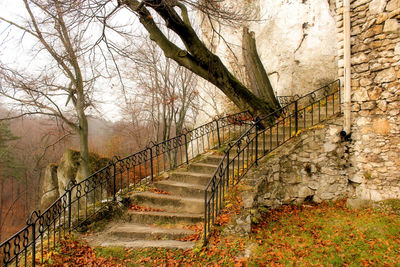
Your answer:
294,23 -> 309,54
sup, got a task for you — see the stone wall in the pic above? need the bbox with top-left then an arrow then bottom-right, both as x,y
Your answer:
335,0 -> 400,201
243,118 -> 353,210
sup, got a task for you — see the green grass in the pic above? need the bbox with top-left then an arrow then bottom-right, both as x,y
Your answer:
249,200 -> 400,266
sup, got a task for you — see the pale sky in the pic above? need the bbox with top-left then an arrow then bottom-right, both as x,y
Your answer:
0,0 -> 126,122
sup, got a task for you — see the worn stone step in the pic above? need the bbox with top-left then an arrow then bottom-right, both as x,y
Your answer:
99,240 -> 195,250
154,180 -> 208,198
130,192 -> 204,213
108,223 -> 194,240
200,155 -> 225,165
126,210 -> 203,225
188,162 -> 219,174
169,171 -> 211,186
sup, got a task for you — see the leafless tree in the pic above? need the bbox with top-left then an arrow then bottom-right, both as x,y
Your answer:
0,0 -> 108,178
126,36 -> 199,142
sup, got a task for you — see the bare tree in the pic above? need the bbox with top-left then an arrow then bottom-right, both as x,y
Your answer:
127,37 -> 199,142
0,0 -> 107,178
98,0 -> 281,120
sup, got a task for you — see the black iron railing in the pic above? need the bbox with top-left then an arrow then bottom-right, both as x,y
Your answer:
203,80 -> 341,244
0,110 -> 254,267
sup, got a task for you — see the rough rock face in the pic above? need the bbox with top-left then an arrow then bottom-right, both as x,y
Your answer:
40,164 -> 59,209
253,0 -> 338,96
40,149 -> 110,208
57,149 -> 81,194
245,118 -> 353,209
197,0 -> 338,124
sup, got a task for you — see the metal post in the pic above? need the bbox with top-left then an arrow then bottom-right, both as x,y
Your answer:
112,162 -> 116,201
67,189 -> 72,233
31,219 -> 36,267
203,190 -> 207,245
255,125 -> 258,165
226,151 -> 230,187
148,146 -> 154,182
215,120 -> 221,147
184,134 -> 189,165
295,100 -> 299,134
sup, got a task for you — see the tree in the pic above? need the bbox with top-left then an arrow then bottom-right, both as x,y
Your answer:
103,0 -> 281,120
126,36 -> 199,142
0,122 -> 21,242
0,0 -> 105,178
120,34 -> 199,166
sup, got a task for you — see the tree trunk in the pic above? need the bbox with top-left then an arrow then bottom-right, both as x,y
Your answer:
242,28 -> 281,110
77,112 -> 90,180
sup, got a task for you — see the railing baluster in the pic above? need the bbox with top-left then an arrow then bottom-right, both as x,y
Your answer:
215,119 -> 221,148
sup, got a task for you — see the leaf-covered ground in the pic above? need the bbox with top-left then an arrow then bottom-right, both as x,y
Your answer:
45,200 -> 400,266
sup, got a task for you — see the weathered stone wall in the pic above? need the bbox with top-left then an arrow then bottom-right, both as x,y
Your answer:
335,0 -> 400,201
243,118 -> 353,210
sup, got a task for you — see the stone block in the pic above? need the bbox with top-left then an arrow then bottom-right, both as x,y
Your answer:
351,53 -> 370,65
374,67 -> 397,83
298,186 -> 315,198
323,142 -> 336,153
352,43 -> 369,52
370,0 -> 387,14
372,118 -> 390,134
364,25 -> 384,38
383,19 -> 400,32
395,42 -> 400,55
386,0 -> 400,11
359,78 -> 373,86
353,88 -> 369,102
361,101 -> 376,110
377,100 -> 388,111
354,63 -> 370,72
368,86 -> 383,101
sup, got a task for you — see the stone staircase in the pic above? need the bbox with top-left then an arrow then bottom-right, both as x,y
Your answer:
85,103 -> 339,250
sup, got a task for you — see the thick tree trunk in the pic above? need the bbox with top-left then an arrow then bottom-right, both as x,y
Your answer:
242,28 -> 281,110
77,111 -> 90,180
124,0 -> 280,120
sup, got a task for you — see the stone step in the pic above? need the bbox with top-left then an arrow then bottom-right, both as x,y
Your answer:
130,192 -> 204,213
108,223 -> 194,240
154,180 -> 208,198
188,162 -> 219,174
169,171 -> 211,186
99,240 -> 195,250
126,210 -> 203,225
200,155 -> 225,165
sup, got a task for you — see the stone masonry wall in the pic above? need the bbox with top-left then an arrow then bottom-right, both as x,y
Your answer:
335,0 -> 400,201
243,118 -> 353,210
